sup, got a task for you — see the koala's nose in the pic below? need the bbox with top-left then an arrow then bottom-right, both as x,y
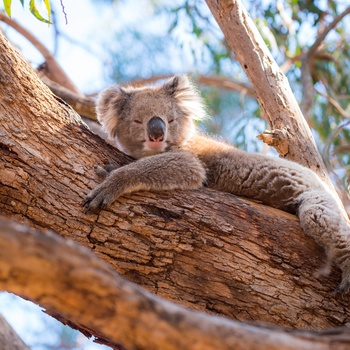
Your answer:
148,116 -> 165,142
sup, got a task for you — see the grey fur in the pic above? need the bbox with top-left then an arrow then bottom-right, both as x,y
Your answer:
84,75 -> 350,293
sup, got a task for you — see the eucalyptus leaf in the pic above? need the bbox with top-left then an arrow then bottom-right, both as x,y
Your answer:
3,0 -> 12,17
43,0 -> 51,22
29,0 -> 52,24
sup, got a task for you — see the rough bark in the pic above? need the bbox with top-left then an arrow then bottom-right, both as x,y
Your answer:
205,0 -> 331,185
2,218 -> 350,350
0,315 -> 30,350
1,28 -> 350,335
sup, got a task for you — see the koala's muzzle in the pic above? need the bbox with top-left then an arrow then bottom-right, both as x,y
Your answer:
148,116 -> 165,142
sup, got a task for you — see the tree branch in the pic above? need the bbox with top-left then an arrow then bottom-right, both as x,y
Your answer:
40,75 -> 96,120
308,6 -> 350,59
129,74 -> 255,96
2,218 -> 350,350
204,0 -> 339,193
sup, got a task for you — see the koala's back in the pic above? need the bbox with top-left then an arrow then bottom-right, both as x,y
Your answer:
184,133 -> 327,213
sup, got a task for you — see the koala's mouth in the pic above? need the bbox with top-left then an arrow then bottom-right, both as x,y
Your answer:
144,140 -> 167,153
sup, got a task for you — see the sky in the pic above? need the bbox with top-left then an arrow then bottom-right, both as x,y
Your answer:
2,0 -> 110,93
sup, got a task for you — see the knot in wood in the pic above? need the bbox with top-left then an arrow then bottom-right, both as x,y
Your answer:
257,127 -> 290,156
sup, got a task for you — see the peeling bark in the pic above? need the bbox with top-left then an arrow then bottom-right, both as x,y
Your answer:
257,127 -> 290,156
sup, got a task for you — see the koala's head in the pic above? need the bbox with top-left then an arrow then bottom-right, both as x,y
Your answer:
96,75 -> 206,159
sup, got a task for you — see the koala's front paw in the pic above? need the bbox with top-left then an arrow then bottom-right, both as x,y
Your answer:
83,181 -> 122,212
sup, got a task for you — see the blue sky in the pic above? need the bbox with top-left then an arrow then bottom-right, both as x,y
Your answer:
3,0 -> 110,93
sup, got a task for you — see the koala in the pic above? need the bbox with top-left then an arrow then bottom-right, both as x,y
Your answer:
84,75 -> 350,294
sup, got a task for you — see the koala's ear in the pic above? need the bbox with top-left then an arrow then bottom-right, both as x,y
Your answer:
163,75 -> 191,96
96,85 -> 130,138
163,75 -> 207,121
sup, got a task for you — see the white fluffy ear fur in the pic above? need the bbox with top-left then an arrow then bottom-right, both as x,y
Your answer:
162,75 -> 207,121
96,85 -> 130,138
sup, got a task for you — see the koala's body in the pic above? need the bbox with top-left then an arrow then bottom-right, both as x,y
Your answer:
84,75 -> 350,293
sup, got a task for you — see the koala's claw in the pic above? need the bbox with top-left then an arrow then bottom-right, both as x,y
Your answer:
83,192 -> 109,212
83,163 -> 121,213
83,182 -> 122,213
82,195 -> 101,213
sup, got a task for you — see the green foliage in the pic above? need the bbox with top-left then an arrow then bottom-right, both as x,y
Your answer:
29,0 -> 51,23
3,0 -> 11,16
2,0 -> 52,23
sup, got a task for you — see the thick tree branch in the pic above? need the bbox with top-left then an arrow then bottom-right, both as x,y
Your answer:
40,75 -> 96,120
2,218 -> 350,350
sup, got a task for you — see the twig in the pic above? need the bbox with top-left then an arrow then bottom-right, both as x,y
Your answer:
60,0 -> 68,25
307,6 -> 350,59
301,6 -> 350,116
316,88 -> 350,119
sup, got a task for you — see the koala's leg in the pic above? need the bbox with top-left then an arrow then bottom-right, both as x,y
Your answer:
83,151 -> 206,212
297,190 -> 350,293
